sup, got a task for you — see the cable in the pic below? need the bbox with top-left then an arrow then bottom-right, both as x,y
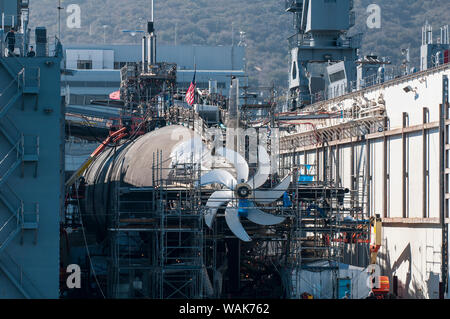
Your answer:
67,118 -> 107,298
74,176 -> 106,298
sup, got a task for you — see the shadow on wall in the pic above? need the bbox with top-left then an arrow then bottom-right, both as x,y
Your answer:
378,240 -> 412,298
379,239 -> 441,299
426,272 -> 440,299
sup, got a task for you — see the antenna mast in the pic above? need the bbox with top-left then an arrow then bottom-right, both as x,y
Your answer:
147,0 -> 157,66
57,0 -> 64,40
151,0 -> 154,22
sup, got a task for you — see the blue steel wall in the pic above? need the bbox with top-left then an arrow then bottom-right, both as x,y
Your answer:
0,55 -> 63,298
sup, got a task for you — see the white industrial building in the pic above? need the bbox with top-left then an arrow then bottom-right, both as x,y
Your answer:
62,44 -> 246,104
280,63 -> 450,298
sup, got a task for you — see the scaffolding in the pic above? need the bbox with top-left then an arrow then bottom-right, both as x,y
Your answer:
230,91 -> 373,298
89,83 -> 376,299
108,150 -> 205,299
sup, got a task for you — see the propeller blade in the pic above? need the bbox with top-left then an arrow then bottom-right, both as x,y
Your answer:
247,207 -> 286,225
205,190 -> 233,228
253,174 -> 292,204
216,148 -> 249,183
199,169 -> 237,190
247,145 -> 271,190
170,136 -> 211,168
244,201 -> 286,225
225,207 -> 252,242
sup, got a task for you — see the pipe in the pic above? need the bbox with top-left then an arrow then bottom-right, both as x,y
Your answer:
142,35 -> 148,73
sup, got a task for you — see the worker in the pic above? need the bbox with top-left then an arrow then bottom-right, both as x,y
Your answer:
27,46 -> 36,57
5,28 -> 16,56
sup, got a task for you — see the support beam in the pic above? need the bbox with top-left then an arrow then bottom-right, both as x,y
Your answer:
322,145 -> 327,183
315,148 -> 319,183
383,118 -> 388,218
439,102 -> 449,298
402,112 -> 408,218
366,138 -> 371,218
335,145 -> 340,186
423,107 -> 429,218
350,141 -> 355,210
281,121 -> 440,154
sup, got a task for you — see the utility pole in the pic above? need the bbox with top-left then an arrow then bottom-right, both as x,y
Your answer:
102,25 -> 108,44
231,21 -> 234,46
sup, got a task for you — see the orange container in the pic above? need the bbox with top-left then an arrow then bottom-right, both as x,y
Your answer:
372,276 -> 390,294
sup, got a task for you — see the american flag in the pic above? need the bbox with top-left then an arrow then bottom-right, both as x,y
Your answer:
185,71 -> 196,106
109,90 -> 120,100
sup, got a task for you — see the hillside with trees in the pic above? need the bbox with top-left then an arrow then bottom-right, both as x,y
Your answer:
29,0 -> 449,88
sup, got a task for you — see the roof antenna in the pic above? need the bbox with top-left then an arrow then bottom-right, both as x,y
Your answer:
151,0 -> 154,23
57,0 -> 64,40
147,0 -> 157,66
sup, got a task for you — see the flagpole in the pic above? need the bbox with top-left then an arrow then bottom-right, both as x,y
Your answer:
194,63 -> 197,105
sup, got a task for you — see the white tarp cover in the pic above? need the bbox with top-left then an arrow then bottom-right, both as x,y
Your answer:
291,261 -> 372,299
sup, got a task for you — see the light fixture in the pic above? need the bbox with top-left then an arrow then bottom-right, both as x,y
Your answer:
403,85 -> 413,93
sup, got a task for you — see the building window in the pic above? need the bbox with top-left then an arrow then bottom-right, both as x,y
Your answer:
77,60 -> 93,70
292,61 -> 297,80
329,70 -> 346,83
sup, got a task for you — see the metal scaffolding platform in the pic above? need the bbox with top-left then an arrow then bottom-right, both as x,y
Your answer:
107,150 -> 205,299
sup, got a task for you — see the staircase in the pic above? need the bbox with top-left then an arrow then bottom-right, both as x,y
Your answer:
0,61 -> 25,254
0,56 -> 40,298
0,184 -> 22,254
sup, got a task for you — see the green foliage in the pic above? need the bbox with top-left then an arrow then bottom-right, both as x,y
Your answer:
29,0 -> 449,89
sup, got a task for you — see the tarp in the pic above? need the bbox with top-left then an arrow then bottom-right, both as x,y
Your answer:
289,261 -> 372,299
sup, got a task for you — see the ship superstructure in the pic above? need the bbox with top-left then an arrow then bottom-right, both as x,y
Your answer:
0,0 -> 63,298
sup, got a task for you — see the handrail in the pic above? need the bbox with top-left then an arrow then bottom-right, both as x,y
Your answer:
0,68 -> 23,96
0,85 -> 21,116
1,249 -> 45,298
22,135 -> 39,156
0,139 -> 21,169
36,136 -> 40,157
0,79 -> 16,97
21,134 -> 24,157
0,214 -> 16,233
1,183 -> 23,211
4,115 -> 22,139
